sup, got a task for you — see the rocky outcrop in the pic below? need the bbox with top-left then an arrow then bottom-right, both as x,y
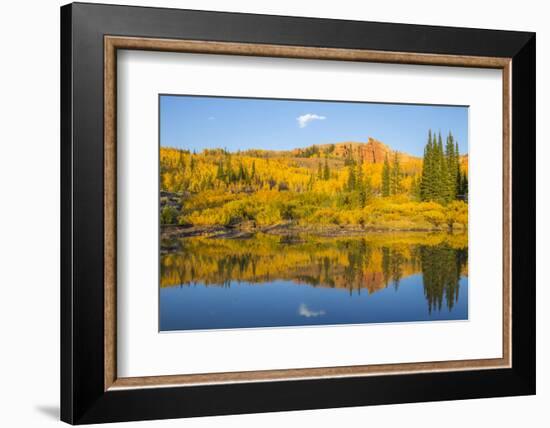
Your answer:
293,138 -> 420,164
160,191 -> 184,211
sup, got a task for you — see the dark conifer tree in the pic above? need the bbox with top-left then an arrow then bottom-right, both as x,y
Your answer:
347,161 -> 357,192
216,159 -> 224,181
459,171 -> 469,201
455,141 -> 461,198
307,173 -> 314,191
323,158 -> 330,180
390,152 -> 401,195
445,132 -> 457,201
237,162 -> 244,181
382,154 -> 391,197
364,175 -> 374,204
356,162 -> 366,206
410,175 -> 421,201
178,151 -> 185,169
420,130 -> 433,201
435,132 -> 445,203
225,155 -> 234,183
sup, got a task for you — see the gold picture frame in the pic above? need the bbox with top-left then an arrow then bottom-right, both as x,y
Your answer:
103,35 -> 512,391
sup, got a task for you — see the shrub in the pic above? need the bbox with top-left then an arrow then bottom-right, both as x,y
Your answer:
444,200 -> 468,230
160,206 -> 179,225
423,210 -> 445,228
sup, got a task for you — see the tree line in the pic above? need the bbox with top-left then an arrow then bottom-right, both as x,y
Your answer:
374,130 -> 468,204
420,130 -> 468,203
381,152 -> 402,197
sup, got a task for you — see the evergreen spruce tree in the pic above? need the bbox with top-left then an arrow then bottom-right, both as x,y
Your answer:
216,159 -> 224,181
420,130 -> 433,201
364,175 -> 374,204
445,132 -> 457,201
411,175 -> 421,201
307,173 -> 314,191
440,137 -> 450,203
238,162 -> 246,182
435,132 -> 445,203
347,161 -> 357,192
460,171 -> 469,201
455,141 -> 461,198
241,164 -> 246,182
178,151 -> 185,169
323,158 -> 330,180
317,161 -> 323,180
390,152 -> 401,195
225,155 -> 234,183
356,162 -> 366,206
382,154 -> 391,197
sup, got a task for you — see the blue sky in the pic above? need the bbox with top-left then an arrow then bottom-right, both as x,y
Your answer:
160,95 -> 468,157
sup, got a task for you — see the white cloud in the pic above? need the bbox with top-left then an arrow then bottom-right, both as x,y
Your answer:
298,303 -> 326,318
297,113 -> 326,128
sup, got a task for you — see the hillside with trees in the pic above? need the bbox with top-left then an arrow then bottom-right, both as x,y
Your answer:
160,131 -> 468,233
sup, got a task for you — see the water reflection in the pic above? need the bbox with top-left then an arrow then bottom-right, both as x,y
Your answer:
160,232 -> 468,330
298,303 -> 326,318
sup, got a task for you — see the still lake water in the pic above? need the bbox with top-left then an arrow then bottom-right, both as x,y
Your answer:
160,232 -> 468,331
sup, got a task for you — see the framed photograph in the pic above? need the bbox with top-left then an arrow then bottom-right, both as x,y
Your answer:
61,2 -> 535,424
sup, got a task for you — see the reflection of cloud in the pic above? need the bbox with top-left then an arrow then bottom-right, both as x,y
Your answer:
298,303 -> 326,318
297,113 -> 326,128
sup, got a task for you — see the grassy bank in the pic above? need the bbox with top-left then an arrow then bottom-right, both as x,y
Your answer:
161,192 -> 468,232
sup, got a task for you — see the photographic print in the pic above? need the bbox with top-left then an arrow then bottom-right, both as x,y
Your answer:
159,95 -> 469,331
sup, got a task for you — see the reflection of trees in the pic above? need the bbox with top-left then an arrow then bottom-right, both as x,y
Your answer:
160,233 -> 467,311
381,247 -> 405,290
161,236 -> 407,294
419,245 -> 468,313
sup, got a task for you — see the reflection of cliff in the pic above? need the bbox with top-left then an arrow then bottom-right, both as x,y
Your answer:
160,233 -> 468,308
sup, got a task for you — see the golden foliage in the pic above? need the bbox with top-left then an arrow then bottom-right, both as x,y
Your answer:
160,147 -> 468,230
